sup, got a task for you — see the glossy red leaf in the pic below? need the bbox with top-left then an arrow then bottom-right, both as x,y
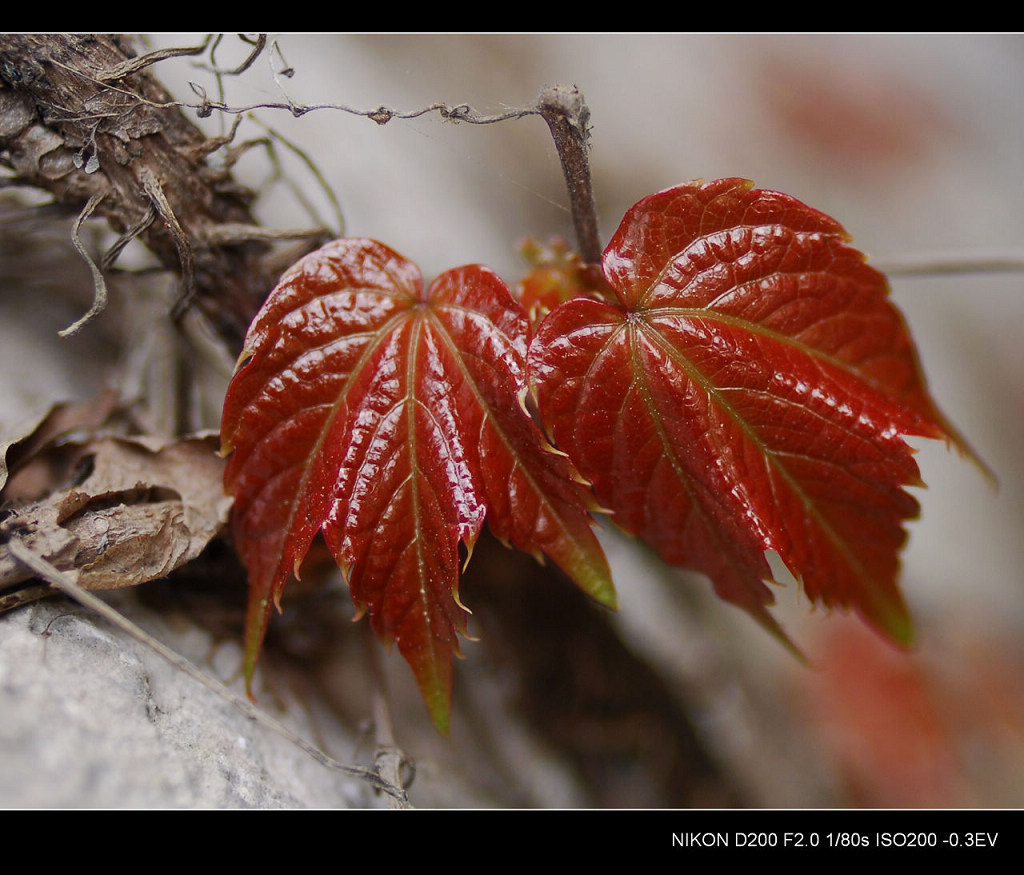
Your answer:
221,238 -> 612,731
527,178 -> 965,646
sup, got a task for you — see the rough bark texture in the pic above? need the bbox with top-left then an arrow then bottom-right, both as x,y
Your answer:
0,34 -> 291,349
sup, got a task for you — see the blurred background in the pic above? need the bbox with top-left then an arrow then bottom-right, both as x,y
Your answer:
2,33 -> 1022,808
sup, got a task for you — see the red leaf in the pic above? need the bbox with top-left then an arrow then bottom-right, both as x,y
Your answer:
516,237 -> 608,325
221,239 -> 612,731
527,178 -> 964,646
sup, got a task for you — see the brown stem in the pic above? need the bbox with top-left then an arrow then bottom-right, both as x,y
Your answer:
536,84 -> 602,265
362,626 -> 414,808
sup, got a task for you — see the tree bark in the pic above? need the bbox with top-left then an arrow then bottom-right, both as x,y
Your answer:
0,34 -> 295,350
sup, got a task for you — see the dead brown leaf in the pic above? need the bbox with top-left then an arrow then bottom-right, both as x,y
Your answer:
0,391 -> 122,500
1,432 -> 229,598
